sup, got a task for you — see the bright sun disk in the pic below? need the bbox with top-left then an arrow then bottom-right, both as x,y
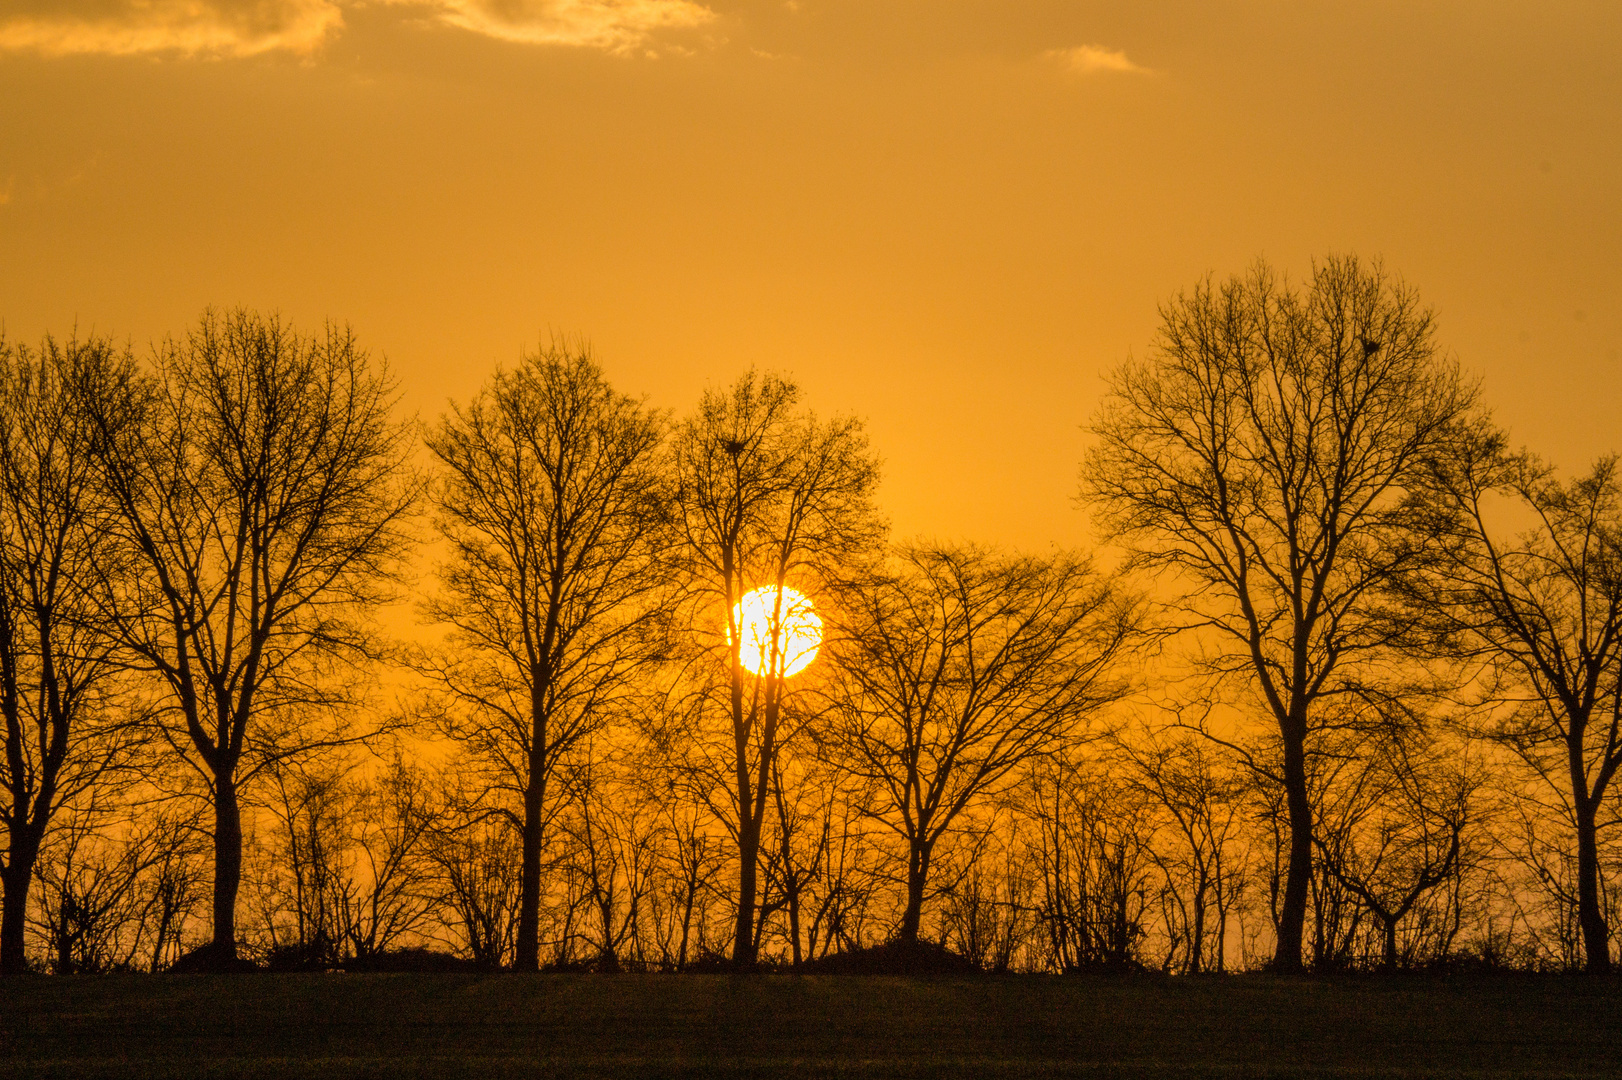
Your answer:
729,586 -> 822,677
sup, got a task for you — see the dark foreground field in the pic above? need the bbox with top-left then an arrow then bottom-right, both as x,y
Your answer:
2,972 -> 1619,1079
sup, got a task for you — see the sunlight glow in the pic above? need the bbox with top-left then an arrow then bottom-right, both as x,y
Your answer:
729,586 -> 822,678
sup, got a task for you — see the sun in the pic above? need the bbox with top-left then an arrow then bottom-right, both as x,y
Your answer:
730,586 -> 823,678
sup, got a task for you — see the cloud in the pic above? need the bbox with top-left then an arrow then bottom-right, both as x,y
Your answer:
0,0 -> 713,57
393,0 -> 714,52
0,0 -> 343,57
1046,44 -> 1150,76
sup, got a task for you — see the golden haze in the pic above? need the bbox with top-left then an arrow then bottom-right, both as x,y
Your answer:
0,1 -> 1617,549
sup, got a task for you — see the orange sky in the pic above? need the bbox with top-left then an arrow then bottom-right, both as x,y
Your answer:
1,1 -> 1617,550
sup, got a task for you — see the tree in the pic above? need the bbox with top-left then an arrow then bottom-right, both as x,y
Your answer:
260,761 -> 351,967
257,752 -> 439,968
1410,431 -> 1622,972
1312,731 -> 1474,971
33,803 -> 167,974
825,543 -> 1136,944
1082,255 -> 1475,970
337,754 -> 442,964
669,371 -> 882,967
1117,730 -> 1248,973
422,342 -> 667,971
1028,752 -> 1155,971
557,748 -> 658,971
0,334 -> 141,974
646,800 -> 727,970
758,752 -> 859,964
78,309 -> 417,965
427,804 -> 520,969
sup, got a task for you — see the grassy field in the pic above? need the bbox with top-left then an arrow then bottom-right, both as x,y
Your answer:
2,972 -> 1619,1078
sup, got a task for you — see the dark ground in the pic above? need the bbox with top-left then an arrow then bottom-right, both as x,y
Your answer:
1,972 -> 1619,1078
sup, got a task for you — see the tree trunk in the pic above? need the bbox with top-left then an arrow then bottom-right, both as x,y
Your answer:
56,905 -> 74,975
151,896 -> 176,973
1574,794 -> 1611,974
677,877 -> 696,971
1189,872 -> 1207,975
786,878 -> 803,965
732,818 -> 760,968
515,766 -> 544,972
0,857 -> 33,975
1382,915 -> 1399,971
899,838 -> 932,944
1273,725 -> 1312,972
212,769 -> 242,961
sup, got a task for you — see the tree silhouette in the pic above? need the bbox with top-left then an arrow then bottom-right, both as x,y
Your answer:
824,543 -> 1136,944
1411,428 -> 1622,973
422,343 -> 668,971
0,334 -> 142,975
77,309 -> 416,966
1115,731 -> 1249,973
1082,255 -> 1475,970
669,371 -> 881,967
1312,730 -> 1475,970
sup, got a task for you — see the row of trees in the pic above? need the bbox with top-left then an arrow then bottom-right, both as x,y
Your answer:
1084,256 -> 1622,973
2,254 -> 1619,975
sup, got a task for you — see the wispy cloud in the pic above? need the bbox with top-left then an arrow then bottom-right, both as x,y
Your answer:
0,0 -> 343,57
394,0 -> 714,53
0,0 -> 713,57
1046,44 -> 1151,76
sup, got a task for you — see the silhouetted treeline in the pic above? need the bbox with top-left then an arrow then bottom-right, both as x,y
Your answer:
3,257 -> 1620,976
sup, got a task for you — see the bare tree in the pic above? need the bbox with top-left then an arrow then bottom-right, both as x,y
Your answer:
758,753 -> 856,964
30,798 -> 191,974
668,370 -> 882,967
824,543 -> 1137,945
260,761 -> 351,967
646,802 -> 727,971
0,334 -> 142,975
1118,730 -> 1248,973
1410,430 -> 1622,972
793,780 -> 879,961
136,808 -> 211,971
256,750 -> 440,969
422,342 -> 667,972
1313,731 -> 1475,969
77,309 -> 418,966
555,748 -> 658,971
338,754 -> 442,963
1028,754 -> 1155,971
938,827 -> 1034,972
427,805 -> 520,968
1082,255 -> 1475,970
